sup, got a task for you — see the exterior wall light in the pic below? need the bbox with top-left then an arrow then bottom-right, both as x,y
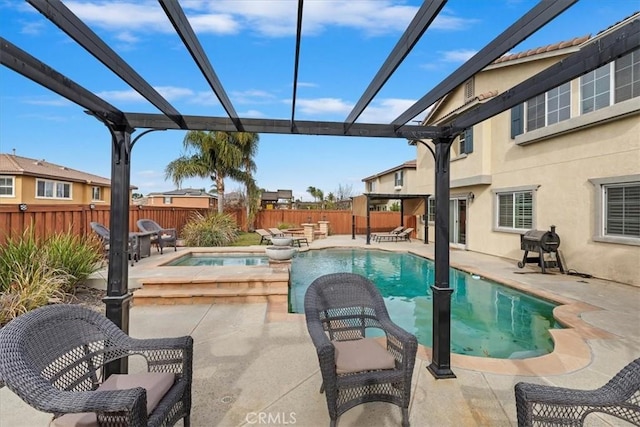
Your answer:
18,203 -> 28,212
89,203 -> 96,210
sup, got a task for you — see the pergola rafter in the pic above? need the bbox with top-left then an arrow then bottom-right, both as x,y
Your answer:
2,0 -> 636,380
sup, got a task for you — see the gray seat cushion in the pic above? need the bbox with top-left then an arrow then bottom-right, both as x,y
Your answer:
51,372 -> 175,427
332,338 -> 396,374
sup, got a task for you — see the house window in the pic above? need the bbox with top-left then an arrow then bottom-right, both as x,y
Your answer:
615,49 -> 640,103
0,176 -> 14,197
163,197 -> 172,205
394,171 -> 404,187
427,197 -> 435,222
590,176 -> 640,246
581,48 -> 640,114
457,128 -> 474,155
367,181 -> 376,193
525,82 -> 571,132
604,183 -> 640,239
495,190 -> 534,231
36,179 -> 71,199
92,186 -> 101,201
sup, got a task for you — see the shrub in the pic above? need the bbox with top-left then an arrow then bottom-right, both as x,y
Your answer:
45,232 -> 104,293
0,227 -> 103,325
182,212 -> 239,247
0,256 -> 69,326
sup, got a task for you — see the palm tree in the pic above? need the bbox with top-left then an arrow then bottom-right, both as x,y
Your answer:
234,132 -> 260,230
307,186 -> 318,202
165,131 -> 259,214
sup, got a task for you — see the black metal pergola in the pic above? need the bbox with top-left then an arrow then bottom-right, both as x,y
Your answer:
1,0 -> 638,379
362,193 -> 431,245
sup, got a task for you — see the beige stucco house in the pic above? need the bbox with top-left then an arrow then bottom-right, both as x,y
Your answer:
362,160 -> 417,210
144,188 -> 217,209
412,14 -> 639,287
0,153 -> 129,206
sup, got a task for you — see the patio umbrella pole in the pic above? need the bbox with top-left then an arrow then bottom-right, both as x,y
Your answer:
427,135 -> 456,379
103,124 -> 134,377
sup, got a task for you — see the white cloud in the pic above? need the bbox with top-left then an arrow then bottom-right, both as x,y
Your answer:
238,109 -> 266,118
20,21 -> 45,35
358,98 -> 418,123
23,97 -> 73,107
295,98 -> 353,116
231,89 -> 277,105
440,49 -> 478,62
60,1 -> 476,42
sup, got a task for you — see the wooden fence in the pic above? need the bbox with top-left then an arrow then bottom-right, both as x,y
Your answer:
0,205 -> 416,245
0,204 -> 208,245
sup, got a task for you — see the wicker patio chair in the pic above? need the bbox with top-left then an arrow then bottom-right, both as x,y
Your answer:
90,221 -> 138,266
0,304 -> 193,427
514,357 -> 640,426
137,219 -> 177,254
304,273 -> 418,427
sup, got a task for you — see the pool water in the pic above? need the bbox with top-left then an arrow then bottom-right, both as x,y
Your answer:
166,253 -> 270,267
289,249 -> 562,359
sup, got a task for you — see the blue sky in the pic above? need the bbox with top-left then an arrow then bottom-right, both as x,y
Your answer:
1,0 -> 637,201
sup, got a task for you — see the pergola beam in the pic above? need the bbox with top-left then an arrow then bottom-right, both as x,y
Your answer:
124,113 -> 441,139
290,0 -> 305,130
159,0 -> 241,131
392,0 -> 578,126
27,0 -> 186,129
452,17 -> 640,131
0,37 -> 125,125
344,0 -> 446,129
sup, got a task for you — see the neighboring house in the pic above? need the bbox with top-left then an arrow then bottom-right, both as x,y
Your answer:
0,153 -> 130,206
260,189 -> 294,209
413,14 -> 639,286
145,188 -> 216,209
362,160 -> 417,210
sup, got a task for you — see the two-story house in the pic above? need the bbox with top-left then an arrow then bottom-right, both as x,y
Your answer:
413,14 -> 639,287
362,160 -> 417,211
144,188 -> 217,209
0,153 -> 128,206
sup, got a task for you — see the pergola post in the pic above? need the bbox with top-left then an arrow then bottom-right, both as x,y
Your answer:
103,124 -> 134,377
423,196 -> 429,244
427,135 -> 456,379
366,195 -> 371,245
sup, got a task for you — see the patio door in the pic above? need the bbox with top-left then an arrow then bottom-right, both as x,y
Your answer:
449,198 -> 467,247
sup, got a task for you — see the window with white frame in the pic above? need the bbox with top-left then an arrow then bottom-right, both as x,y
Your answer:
590,176 -> 640,245
163,196 -> 172,204
581,48 -> 640,114
0,176 -> 15,197
605,183 -> 640,239
526,82 -> 571,132
496,190 -> 533,231
92,186 -> 101,201
427,197 -> 435,222
394,171 -> 404,187
36,179 -> 71,199
367,181 -> 375,192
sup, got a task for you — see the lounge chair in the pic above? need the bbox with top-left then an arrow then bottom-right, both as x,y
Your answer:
0,304 -> 193,427
256,229 -> 274,245
376,227 -> 414,242
372,225 -> 404,241
514,357 -> 640,426
304,273 -> 417,427
90,221 -> 138,266
268,227 -> 286,237
268,228 -> 309,247
137,219 -> 177,254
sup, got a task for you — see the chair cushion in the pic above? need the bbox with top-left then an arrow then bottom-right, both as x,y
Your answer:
332,338 -> 396,374
51,372 -> 175,427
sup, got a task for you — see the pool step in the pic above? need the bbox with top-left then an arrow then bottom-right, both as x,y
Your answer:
132,270 -> 289,306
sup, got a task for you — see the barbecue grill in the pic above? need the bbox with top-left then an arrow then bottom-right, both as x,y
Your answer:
518,225 -> 565,273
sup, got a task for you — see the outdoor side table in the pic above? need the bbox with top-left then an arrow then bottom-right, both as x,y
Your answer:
134,232 -> 153,258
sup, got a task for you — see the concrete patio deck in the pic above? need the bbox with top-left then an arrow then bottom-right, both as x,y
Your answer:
1,235 -> 638,426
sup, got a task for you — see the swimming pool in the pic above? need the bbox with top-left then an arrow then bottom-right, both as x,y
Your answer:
165,253 -> 270,267
289,249 -> 562,359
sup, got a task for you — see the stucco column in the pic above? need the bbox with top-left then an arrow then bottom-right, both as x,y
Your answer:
302,223 -> 315,242
318,220 -> 329,237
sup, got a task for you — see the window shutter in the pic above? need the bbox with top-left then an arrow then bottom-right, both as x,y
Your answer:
510,104 -> 524,138
606,185 -> 640,237
464,128 -> 474,153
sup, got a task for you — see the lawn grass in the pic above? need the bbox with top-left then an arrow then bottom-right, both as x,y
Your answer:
230,231 -> 262,246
